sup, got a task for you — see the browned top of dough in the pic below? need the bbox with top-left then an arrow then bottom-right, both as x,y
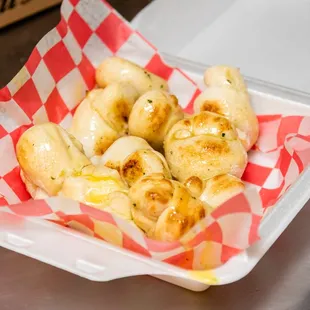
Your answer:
182,119 -> 191,127
145,191 -> 170,204
94,98 -> 129,133
184,176 -> 203,197
195,139 -> 230,156
165,203 -> 205,236
145,100 -> 172,132
104,160 -> 121,173
122,155 -> 144,184
209,174 -> 245,195
201,100 -> 224,115
170,94 -> 179,108
193,112 -> 231,132
94,136 -> 114,155
166,211 -> 189,235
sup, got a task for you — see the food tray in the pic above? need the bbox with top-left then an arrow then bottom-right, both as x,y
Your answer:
0,0 -> 310,292
1,53 -> 310,291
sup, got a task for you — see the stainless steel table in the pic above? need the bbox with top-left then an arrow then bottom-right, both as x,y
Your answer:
1,3 -> 310,310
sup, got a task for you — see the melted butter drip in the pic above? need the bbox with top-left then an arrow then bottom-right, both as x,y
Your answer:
188,270 -> 218,285
85,185 -> 128,206
83,174 -> 119,183
85,189 -> 110,205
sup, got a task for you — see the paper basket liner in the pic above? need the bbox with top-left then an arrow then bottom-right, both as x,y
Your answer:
0,0 -> 309,275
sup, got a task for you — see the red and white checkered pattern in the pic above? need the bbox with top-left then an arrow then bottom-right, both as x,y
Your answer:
243,115 -> 310,208
0,188 -> 261,269
0,0 -> 309,272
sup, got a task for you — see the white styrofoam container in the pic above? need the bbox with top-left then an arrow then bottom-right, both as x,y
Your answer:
0,55 -> 310,292
131,0 -> 310,94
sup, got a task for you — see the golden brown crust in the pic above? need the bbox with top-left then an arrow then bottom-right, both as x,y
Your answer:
145,191 -> 170,204
104,160 -> 121,173
128,90 -> 184,150
193,139 -> 230,156
69,84 -> 139,158
122,155 -> 144,185
129,174 -> 208,242
170,94 -> 179,108
120,148 -> 172,187
146,100 -> 171,132
184,176 -> 204,197
200,100 -> 224,115
100,136 -> 153,173
192,111 -> 234,136
195,65 -> 259,151
16,122 -> 91,196
182,119 -> 191,127
199,174 -> 245,208
100,98 -> 130,133
93,134 -> 118,156
164,112 -> 248,182
208,174 -> 245,195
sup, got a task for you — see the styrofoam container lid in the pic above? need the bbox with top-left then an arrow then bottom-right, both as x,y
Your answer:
132,0 -> 310,94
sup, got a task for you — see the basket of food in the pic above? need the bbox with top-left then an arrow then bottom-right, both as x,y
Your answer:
0,0 -> 309,292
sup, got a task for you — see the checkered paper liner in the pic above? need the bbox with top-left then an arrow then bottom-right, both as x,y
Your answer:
0,0 -> 309,272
